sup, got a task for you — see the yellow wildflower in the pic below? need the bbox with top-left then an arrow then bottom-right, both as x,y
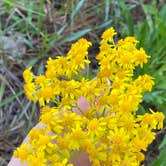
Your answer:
23,67 -> 33,83
17,27 -> 164,166
101,27 -> 117,42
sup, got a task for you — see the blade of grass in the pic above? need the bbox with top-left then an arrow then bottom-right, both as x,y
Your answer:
71,0 -> 85,20
26,102 -> 36,133
0,90 -> 24,108
152,148 -> 166,166
125,8 -> 134,35
70,0 -> 85,33
16,101 -> 32,122
104,0 -> 110,22
0,79 -> 5,102
25,58 -> 38,68
58,28 -> 91,45
159,4 -> 166,23
94,20 -> 112,30
37,0 -> 45,36
57,24 -> 67,35
3,0 -> 45,16
141,4 -> 154,33
37,61 -> 44,75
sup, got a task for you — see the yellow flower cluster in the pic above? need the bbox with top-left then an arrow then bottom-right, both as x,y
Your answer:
15,27 -> 164,166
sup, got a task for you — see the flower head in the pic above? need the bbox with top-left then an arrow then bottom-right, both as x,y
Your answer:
17,27 -> 164,166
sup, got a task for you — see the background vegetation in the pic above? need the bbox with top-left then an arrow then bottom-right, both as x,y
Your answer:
0,0 -> 165,165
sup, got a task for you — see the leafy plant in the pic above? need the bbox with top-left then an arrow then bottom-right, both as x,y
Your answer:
137,2 -> 166,114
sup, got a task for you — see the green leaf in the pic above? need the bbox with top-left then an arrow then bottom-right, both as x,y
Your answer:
71,0 -> 85,20
125,9 -> 134,36
37,61 -> 44,75
141,4 -> 155,33
17,101 -> 31,122
152,148 -> 166,166
4,0 -> 45,16
136,22 -> 149,48
0,90 -> 24,108
26,103 -> 36,133
118,1 -> 134,36
0,79 -> 5,102
137,104 -> 146,115
159,135 -> 166,150
94,20 -> 112,30
58,28 -> 91,44
104,0 -> 110,22
57,25 -> 67,35
156,80 -> 166,90
49,34 -> 59,42
142,4 -> 158,15
25,58 -> 38,68
4,0 -> 11,12
159,4 -> 166,24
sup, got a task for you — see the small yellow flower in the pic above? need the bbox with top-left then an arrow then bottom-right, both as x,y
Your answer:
101,27 -> 117,41
23,67 -> 33,83
135,48 -> 149,67
14,144 -> 29,161
132,137 -> 147,151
